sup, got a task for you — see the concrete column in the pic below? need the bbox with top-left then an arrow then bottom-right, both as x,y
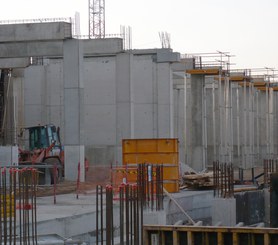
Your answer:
157,63 -> 174,138
115,53 -> 133,163
188,74 -> 205,171
63,39 -> 85,181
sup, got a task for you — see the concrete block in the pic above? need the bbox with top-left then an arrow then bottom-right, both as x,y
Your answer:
83,38 -> 123,55
156,50 -> 180,63
212,198 -> 236,226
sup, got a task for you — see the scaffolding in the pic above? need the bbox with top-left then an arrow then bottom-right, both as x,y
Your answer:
184,52 -> 278,172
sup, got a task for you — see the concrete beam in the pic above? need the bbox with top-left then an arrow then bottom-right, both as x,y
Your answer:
0,57 -> 30,68
0,39 -> 123,58
0,22 -> 72,42
83,38 -> 123,56
0,41 -> 64,58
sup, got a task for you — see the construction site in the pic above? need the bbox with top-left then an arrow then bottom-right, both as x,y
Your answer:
0,0 -> 278,244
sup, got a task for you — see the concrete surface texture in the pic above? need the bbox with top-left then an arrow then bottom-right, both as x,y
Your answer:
35,193 -> 119,244
211,197 -> 236,226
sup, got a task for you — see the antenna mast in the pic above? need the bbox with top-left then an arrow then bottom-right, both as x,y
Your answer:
89,0 -> 105,38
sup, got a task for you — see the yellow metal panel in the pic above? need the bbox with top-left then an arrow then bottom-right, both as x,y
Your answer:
123,138 -> 178,153
122,138 -> 179,192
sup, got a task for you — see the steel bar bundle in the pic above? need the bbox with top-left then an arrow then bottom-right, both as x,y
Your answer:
0,167 -> 38,244
264,159 -> 278,186
95,183 -> 144,245
213,161 -> 234,198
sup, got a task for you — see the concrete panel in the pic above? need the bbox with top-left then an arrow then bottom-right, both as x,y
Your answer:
24,66 -> 45,105
0,58 -> 30,68
157,104 -> 171,137
86,145 -> 115,165
84,104 -> 116,145
157,63 -> 172,104
45,61 -> 63,106
116,103 -> 131,140
116,53 -> 132,103
0,146 -> 18,166
0,22 -> 71,42
132,55 -> 154,103
133,103 -> 154,138
64,145 -> 85,181
156,50 -> 180,63
235,190 -> 265,225
165,190 -> 213,225
24,105 -> 44,126
84,57 -> 116,105
46,105 -> 64,130
83,38 -> 123,55
212,198 -> 236,226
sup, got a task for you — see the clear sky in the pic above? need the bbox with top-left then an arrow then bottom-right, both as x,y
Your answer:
1,0 -> 277,70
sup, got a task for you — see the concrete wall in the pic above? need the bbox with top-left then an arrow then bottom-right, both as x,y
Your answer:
20,47 -> 178,166
172,70 -> 278,171
0,146 -> 18,166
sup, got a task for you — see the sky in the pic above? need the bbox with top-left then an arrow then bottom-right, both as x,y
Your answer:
1,0 -> 278,70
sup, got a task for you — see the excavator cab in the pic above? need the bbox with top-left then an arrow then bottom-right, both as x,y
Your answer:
19,124 -> 64,184
28,124 -> 61,150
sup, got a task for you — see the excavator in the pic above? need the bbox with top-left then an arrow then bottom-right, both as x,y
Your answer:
18,124 -> 64,184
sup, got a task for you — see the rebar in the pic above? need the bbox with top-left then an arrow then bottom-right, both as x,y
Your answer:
264,159 -> 278,186
213,161 -> 234,198
0,167 -> 38,244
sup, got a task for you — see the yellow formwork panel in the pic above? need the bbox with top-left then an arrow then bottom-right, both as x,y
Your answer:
123,138 -> 178,154
122,138 -> 180,192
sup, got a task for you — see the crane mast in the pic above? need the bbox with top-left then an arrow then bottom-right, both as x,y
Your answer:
89,0 -> 105,38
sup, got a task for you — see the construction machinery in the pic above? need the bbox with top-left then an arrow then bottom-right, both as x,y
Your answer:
18,124 -> 64,183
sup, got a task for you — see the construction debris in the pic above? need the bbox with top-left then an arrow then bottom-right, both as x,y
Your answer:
181,172 -> 214,190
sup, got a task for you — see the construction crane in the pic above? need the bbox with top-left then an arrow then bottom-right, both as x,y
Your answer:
88,0 -> 105,38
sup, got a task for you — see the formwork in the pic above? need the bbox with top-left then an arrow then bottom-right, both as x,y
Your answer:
122,139 -> 179,193
143,225 -> 278,245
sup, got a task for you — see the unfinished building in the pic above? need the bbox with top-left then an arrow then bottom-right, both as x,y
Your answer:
0,20 -> 278,244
